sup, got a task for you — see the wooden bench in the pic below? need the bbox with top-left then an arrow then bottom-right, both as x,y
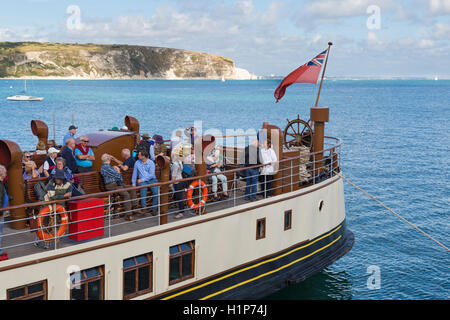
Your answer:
121,169 -> 133,186
24,176 -> 48,203
24,171 -> 105,203
23,164 -> 163,219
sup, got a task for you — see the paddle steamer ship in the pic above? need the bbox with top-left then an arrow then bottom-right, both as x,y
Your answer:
0,108 -> 353,300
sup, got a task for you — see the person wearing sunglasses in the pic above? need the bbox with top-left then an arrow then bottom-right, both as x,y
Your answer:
22,152 -> 32,173
74,136 -> 95,173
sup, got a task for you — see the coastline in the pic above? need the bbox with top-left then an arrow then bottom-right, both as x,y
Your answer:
0,77 -> 447,81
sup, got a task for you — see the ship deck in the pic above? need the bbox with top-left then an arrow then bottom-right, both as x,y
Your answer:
2,181 -> 254,260
1,136 -> 342,263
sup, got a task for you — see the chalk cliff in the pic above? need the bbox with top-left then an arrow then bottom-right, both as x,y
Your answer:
0,42 -> 257,80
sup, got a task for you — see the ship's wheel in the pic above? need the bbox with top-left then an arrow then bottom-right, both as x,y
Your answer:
283,115 -> 313,149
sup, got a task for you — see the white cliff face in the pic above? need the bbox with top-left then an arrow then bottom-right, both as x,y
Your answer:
228,67 -> 258,80
0,42 -> 258,80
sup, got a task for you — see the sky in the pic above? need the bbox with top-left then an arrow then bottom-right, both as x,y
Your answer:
0,0 -> 449,78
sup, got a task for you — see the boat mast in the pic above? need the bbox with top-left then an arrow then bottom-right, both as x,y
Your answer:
53,113 -> 56,141
314,42 -> 332,107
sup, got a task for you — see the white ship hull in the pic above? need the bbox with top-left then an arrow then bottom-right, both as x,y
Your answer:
0,175 -> 352,300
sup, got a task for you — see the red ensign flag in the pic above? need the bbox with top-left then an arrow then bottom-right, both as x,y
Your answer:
274,49 -> 328,102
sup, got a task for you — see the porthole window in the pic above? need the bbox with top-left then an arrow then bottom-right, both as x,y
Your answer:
319,200 -> 324,212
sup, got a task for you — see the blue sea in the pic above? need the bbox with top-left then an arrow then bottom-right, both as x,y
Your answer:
0,79 -> 449,299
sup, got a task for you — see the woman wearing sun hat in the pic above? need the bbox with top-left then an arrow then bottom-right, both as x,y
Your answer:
43,147 -> 59,178
153,134 -> 167,157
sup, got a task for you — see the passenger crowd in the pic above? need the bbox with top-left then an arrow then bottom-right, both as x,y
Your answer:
0,124 -> 278,259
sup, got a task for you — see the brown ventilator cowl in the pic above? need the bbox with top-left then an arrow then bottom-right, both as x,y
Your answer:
0,140 -> 26,229
125,115 -> 140,146
31,120 -> 49,149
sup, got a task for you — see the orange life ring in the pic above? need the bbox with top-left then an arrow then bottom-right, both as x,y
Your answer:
36,204 -> 69,241
186,180 -> 208,210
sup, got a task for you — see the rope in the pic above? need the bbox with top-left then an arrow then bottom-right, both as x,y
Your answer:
338,172 -> 449,252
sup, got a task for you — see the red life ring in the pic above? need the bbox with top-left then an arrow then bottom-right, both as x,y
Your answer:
36,204 -> 68,241
186,180 -> 208,210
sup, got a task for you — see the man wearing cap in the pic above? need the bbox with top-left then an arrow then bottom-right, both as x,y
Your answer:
74,136 -> 95,173
63,125 -> 77,145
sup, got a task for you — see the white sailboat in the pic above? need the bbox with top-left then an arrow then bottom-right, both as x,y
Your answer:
221,75 -> 225,82
7,79 -> 43,101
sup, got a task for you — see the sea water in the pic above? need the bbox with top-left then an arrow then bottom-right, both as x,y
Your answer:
0,79 -> 448,299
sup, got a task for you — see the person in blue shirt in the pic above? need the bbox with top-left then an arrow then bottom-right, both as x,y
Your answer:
132,150 -> 159,215
74,136 -> 95,173
0,165 -> 9,260
63,125 -> 77,145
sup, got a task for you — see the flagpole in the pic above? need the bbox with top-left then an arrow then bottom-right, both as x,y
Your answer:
314,41 -> 333,107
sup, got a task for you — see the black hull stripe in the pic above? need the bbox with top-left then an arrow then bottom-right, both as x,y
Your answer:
159,222 -> 346,300
201,235 -> 342,300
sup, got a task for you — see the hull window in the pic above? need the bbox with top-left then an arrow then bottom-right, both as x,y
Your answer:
123,253 -> 153,300
256,218 -> 266,240
70,266 -> 104,300
284,210 -> 292,230
169,241 -> 195,285
7,280 -> 48,300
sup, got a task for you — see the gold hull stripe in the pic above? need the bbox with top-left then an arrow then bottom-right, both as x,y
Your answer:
200,235 -> 342,300
162,224 -> 342,300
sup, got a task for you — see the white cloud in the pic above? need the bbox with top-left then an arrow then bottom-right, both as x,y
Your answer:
304,0 -> 396,19
0,29 -> 15,41
429,0 -> 450,14
433,22 -> 450,39
1,0 -> 449,77
417,39 -> 435,48
367,31 -> 384,48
